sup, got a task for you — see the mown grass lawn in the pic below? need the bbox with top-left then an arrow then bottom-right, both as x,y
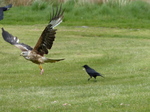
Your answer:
0,25 -> 150,112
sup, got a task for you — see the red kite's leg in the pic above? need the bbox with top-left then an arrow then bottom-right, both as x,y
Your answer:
39,65 -> 44,75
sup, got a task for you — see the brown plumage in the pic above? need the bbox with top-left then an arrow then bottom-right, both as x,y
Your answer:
34,25 -> 57,56
1,6 -> 64,74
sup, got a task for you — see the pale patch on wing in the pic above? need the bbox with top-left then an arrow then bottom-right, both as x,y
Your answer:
50,18 -> 63,28
14,36 -> 19,43
49,5 -> 64,28
15,43 -> 33,51
2,28 -> 33,51
33,6 -> 64,56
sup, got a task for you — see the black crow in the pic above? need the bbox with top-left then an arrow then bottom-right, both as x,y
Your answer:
83,65 -> 104,81
0,4 -> 12,20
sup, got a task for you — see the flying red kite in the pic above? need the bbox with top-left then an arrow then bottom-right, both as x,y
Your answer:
1,6 -> 64,74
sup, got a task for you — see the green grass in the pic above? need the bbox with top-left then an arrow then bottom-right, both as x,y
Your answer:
0,25 -> 150,112
1,0 -> 150,28
0,0 -> 150,111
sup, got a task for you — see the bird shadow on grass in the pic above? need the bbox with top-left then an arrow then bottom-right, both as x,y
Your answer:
87,78 -> 105,83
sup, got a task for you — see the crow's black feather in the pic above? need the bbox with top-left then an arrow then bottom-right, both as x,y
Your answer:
0,4 -> 12,20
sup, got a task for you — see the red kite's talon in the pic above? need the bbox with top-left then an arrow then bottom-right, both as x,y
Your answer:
40,69 -> 44,75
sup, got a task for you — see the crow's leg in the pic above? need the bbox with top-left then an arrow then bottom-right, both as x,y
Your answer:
88,76 -> 92,81
94,77 -> 97,82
